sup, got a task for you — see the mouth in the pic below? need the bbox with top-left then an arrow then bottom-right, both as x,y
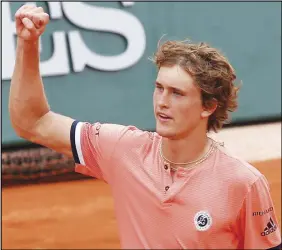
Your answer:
157,112 -> 172,122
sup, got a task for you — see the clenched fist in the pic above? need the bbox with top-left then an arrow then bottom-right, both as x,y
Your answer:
15,4 -> 49,41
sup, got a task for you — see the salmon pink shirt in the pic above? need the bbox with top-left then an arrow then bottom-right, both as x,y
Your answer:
70,121 -> 281,249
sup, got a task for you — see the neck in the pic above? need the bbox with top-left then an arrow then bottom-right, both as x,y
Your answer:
161,128 -> 210,164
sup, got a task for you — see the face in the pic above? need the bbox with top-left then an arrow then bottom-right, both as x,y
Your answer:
153,65 -> 212,139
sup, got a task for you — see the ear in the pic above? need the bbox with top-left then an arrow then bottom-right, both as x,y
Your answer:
201,98 -> 218,118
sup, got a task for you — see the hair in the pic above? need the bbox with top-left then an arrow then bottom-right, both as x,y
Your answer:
151,38 -> 241,132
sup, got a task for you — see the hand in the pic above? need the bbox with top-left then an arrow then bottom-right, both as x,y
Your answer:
15,4 -> 49,41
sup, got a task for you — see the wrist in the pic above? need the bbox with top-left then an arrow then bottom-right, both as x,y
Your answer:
17,37 -> 39,50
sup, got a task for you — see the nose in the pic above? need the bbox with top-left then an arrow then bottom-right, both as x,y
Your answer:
157,91 -> 169,108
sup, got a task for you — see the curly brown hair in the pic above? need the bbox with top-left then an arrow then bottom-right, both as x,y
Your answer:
151,39 -> 240,132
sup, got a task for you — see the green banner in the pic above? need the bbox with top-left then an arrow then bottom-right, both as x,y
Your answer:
2,2 -> 281,146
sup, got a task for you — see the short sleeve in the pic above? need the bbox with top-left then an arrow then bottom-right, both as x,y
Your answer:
236,175 -> 281,249
70,120 -> 138,183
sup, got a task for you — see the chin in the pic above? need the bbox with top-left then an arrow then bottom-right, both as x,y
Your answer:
156,124 -> 176,138
156,123 -> 190,140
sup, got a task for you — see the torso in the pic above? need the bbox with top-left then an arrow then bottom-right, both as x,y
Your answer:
109,133 -> 260,249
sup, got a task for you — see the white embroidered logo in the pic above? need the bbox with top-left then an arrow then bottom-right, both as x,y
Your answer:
194,211 -> 212,231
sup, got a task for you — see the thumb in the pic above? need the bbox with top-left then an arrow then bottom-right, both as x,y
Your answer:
21,17 -> 36,31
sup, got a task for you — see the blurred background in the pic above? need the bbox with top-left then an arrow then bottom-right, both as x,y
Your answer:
2,1 -> 281,249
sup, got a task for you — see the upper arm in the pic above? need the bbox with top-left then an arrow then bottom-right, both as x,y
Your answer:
26,111 -> 75,157
26,112 -> 147,183
237,175 -> 281,249
71,122 -> 143,182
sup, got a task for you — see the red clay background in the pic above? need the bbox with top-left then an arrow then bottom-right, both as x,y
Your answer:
2,159 -> 281,249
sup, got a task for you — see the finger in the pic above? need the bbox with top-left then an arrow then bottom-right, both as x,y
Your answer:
15,15 -> 23,28
17,7 -> 44,23
17,5 -> 37,20
27,13 -> 49,29
15,4 -> 32,19
15,10 -> 23,26
39,13 -> 49,26
35,13 -> 49,27
31,15 -> 43,29
19,9 -> 36,20
16,4 -> 32,13
23,6 -> 44,16
18,11 -> 37,28
21,17 -> 35,31
18,4 -> 36,14
33,6 -> 44,13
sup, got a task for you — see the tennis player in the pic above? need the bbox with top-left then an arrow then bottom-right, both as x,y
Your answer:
9,4 -> 281,249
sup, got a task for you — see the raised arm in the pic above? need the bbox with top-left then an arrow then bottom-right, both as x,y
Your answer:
9,4 -> 74,157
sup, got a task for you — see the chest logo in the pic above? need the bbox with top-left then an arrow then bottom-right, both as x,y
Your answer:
194,211 -> 212,231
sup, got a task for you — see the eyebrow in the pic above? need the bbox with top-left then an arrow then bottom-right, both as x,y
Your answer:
155,81 -> 186,93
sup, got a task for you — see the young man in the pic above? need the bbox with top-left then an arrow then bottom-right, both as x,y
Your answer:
9,4 -> 281,249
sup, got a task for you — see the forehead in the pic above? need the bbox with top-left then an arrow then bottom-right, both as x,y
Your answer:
156,65 -> 196,91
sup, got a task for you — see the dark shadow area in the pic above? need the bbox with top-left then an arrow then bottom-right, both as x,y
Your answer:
2,173 -> 91,188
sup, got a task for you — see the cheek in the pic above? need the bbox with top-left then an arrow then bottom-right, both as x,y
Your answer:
153,91 -> 157,108
153,90 -> 160,108
176,100 -> 202,119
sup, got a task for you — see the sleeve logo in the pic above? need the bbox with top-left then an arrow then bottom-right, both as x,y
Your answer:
261,217 -> 277,236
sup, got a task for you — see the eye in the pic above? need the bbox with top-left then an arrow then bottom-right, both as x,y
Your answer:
173,90 -> 183,96
155,84 -> 163,91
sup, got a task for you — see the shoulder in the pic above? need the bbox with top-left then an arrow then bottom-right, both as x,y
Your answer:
213,143 -> 272,212
99,123 -> 161,151
85,122 -> 155,139
215,143 -> 264,190
111,124 -> 160,142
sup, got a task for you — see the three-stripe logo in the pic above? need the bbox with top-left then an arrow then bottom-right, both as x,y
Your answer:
261,217 -> 277,236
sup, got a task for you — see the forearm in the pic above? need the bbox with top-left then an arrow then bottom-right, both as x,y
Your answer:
9,38 -> 50,136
